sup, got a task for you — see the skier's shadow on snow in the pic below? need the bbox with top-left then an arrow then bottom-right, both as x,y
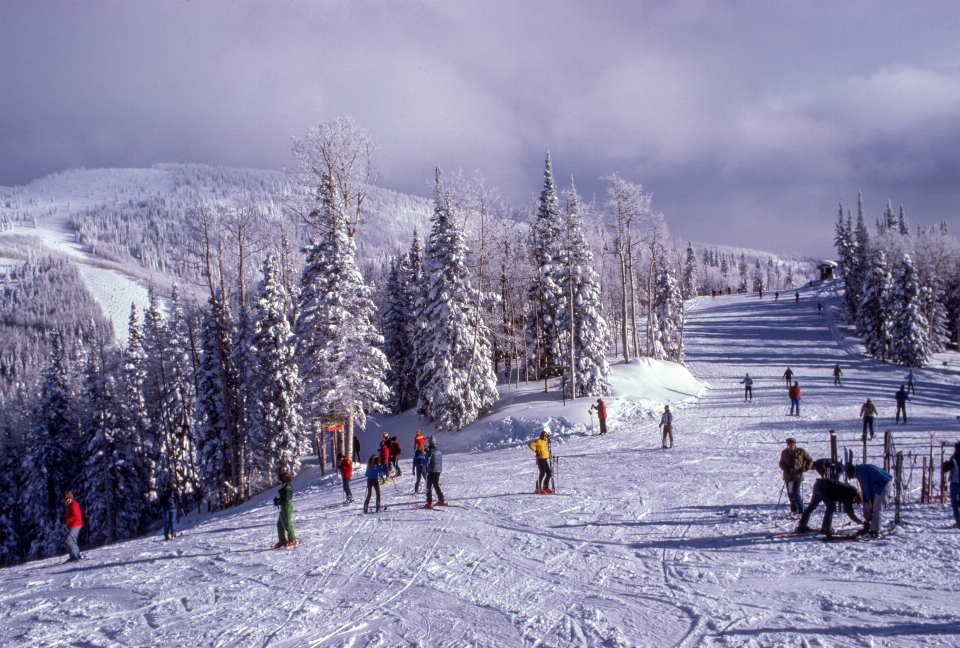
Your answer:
715,621 -> 960,640
625,532 -> 785,551
51,552 -> 220,574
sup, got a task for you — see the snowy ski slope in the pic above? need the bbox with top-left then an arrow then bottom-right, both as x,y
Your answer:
2,283 -> 959,647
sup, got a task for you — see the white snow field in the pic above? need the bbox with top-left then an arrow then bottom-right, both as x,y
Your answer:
3,283 -> 960,647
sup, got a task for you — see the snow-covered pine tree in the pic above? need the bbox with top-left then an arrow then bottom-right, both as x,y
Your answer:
383,255 -> 416,413
22,334 -> 79,558
403,230 -> 425,407
0,422 -> 25,565
528,153 -> 565,378
752,259 -> 764,292
859,250 -> 892,361
898,205 -> 910,237
889,253 -> 931,367
682,242 -> 699,298
295,174 -> 390,443
247,254 -> 304,486
556,181 -> 611,397
737,254 -> 748,293
120,304 -> 155,530
195,294 -> 234,510
654,262 -> 685,363
834,201 -> 858,317
414,169 -> 499,430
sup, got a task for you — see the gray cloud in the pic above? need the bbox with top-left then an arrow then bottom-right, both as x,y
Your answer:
3,1 -> 960,256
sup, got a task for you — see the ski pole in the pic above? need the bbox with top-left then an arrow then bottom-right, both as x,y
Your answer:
774,482 -> 785,515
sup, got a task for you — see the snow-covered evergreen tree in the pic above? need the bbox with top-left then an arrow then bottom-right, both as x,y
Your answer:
195,295 -> 234,510
859,250 -> 892,361
383,255 -> 416,413
889,253 -> 930,367
556,181 -> 611,397
414,169 -> 499,430
682,242 -> 699,298
654,263 -> 685,363
0,423 -> 25,565
737,254 -> 748,293
295,174 -> 390,436
752,259 -> 765,292
247,254 -> 304,485
22,334 -> 79,558
528,153 -> 565,377
120,304 -> 155,530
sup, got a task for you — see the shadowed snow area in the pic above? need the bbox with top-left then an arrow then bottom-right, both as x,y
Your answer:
3,283 -> 960,646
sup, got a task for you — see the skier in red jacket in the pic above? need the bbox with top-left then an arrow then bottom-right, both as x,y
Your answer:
378,440 -> 391,481
788,382 -> 801,417
337,453 -> 354,503
589,399 -> 608,435
62,490 -> 84,562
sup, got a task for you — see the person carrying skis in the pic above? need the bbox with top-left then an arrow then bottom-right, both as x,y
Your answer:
779,438 -> 813,515
847,462 -> 893,537
274,472 -> 297,548
337,452 -> 354,503
905,370 -> 916,395
159,481 -> 179,541
389,436 -> 402,477
379,437 -> 391,480
895,384 -> 909,424
364,455 -> 384,514
783,367 -> 794,388
832,363 -> 842,386
588,398 -> 608,435
352,436 -> 361,463
859,398 -> 878,440
414,429 -> 426,451
941,441 -> 960,529
424,437 -> 447,507
740,374 -> 753,402
62,491 -> 84,562
659,405 -> 674,449
412,447 -> 427,494
528,429 -> 553,494
788,382 -> 801,416
796,459 -> 863,536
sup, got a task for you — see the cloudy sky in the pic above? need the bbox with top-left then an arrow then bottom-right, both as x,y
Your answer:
3,1 -> 960,256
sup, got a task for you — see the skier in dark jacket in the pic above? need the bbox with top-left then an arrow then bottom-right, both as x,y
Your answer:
159,481 -> 179,541
740,374 -> 753,401
352,436 -> 361,463
859,398 -> 878,439
424,437 -> 447,507
941,442 -> 960,528
832,364 -> 842,386
412,448 -> 427,494
796,459 -> 862,535
895,385 -> 909,423
389,436 -> 402,476
783,367 -> 793,388
779,438 -> 813,514
274,472 -> 297,548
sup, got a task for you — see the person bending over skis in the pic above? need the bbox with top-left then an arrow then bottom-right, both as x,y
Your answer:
528,429 -> 553,493
796,459 -> 862,536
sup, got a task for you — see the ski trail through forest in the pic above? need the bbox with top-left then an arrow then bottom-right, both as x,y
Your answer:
2,285 -> 960,647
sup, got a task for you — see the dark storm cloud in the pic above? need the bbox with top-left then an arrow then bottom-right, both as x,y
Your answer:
3,1 -> 960,255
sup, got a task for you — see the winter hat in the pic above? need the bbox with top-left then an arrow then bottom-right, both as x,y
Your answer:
785,438 -> 796,445
167,480 -> 176,490
278,472 -> 292,483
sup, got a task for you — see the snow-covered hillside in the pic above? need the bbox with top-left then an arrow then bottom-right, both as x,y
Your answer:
3,282 -> 959,647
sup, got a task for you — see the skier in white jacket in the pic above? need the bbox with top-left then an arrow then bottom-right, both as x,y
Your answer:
659,405 -> 674,449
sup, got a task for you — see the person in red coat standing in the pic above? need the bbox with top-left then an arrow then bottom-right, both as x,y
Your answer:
337,453 -> 354,503
62,490 -> 84,562
378,439 -> 391,481
589,399 -> 608,435
788,382 -> 802,417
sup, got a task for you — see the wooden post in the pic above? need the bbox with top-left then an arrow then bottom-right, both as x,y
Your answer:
829,430 -> 837,464
941,441 -> 947,505
894,451 -> 903,524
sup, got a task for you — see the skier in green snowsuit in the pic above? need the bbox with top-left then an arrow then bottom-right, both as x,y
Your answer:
275,472 -> 297,548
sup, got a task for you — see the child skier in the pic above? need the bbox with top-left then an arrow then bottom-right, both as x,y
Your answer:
62,491 -> 84,562
364,455 -> 384,514
337,452 -> 354,503
274,472 -> 297,548
413,448 -> 427,494
528,429 -> 553,493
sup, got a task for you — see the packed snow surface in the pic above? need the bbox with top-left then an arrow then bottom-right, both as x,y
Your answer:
3,284 -> 960,646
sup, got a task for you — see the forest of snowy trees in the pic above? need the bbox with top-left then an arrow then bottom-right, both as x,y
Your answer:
0,118 -> 816,566
834,193 -> 960,367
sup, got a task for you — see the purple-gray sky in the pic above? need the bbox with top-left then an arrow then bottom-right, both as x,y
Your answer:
3,1 -> 960,256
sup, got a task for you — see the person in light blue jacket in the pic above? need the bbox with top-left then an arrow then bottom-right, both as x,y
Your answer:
847,462 -> 893,537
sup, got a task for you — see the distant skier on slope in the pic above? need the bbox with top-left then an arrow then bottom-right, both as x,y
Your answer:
795,292 -> 800,303
780,438 -> 813,515
905,370 -> 916,395
62,490 -> 85,562
274,472 -> 297,548
796,459 -> 863,536
588,398 -> 608,435
352,436 -> 361,463
424,437 -> 447,507
788,382 -> 801,416
847,462 -> 893,538
941,442 -> 960,529
859,398 -> 878,440
895,385 -> 910,424
832,363 -> 842,386
659,405 -> 674,449
740,374 -> 754,402
159,481 -> 180,541
783,367 -> 794,388
818,303 -> 822,315
337,453 -> 354,503
413,447 -> 427,494
363,455 -> 384,514
528,429 -> 553,494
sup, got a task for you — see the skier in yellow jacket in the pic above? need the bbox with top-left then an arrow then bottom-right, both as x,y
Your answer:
528,428 -> 553,494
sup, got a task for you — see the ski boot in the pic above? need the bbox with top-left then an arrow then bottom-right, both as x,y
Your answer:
284,540 -> 298,548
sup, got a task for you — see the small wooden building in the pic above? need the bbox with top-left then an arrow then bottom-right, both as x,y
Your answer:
817,260 -> 838,281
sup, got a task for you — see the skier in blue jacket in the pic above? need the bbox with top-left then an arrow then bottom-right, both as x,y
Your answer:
740,374 -> 754,402
412,448 -> 427,494
847,462 -> 893,537
905,370 -> 916,395
942,442 -> 960,528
